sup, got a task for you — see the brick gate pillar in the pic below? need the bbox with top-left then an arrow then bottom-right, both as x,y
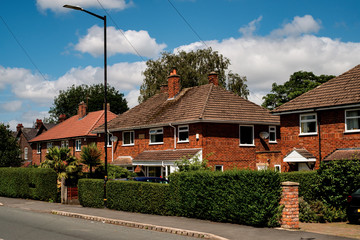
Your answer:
280,181 -> 299,229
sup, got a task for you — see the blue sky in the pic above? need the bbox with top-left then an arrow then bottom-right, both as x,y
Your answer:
1,0 -> 360,130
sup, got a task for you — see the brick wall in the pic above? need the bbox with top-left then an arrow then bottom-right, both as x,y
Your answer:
280,181 -> 299,229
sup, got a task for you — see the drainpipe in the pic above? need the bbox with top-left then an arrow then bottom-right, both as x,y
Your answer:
317,111 -> 322,165
169,123 -> 176,149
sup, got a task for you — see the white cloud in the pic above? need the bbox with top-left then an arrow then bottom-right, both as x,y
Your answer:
125,89 -> 140,109
1,100 -> 22,112
271,15 -> 321,37
74,25 -> 166,58
7,111 -> 50,131
239,16 -> 263,37
36,0 -> 132,13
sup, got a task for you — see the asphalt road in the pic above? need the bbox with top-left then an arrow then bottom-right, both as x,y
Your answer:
0,207 -> 196,240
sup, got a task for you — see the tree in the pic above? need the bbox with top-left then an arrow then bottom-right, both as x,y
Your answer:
262,71 -> 335,110
174,154 -> 212,172
49,84 -> 128,121
227,71 -> 249,99
0,123 -> 22,167
80,143 -> 102,176
139,48 -> 249,103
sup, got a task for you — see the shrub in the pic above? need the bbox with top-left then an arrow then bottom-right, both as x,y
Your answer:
168,170 -> 282,227
78,179 -> 104,208
0,168 -> 57,201
106,180 -> 170,215
280,171 -> 317,201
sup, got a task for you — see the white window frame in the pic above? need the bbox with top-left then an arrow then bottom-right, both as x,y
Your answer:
345,109 -> 360,133
239,125 -> 255,146
299,113 -> 317,135
107,133 -> 112,147
122,131 -> 135,146
178,125 -> 189,143
269,126 -> 277,143
24,147 -> 28,160
46,142 -> 53,153
37,143 -> 41,154
274,165 -> 281,172
149,128 -> 164,145
61,140 -> 69,148
75,139 -> 81,152
215,165 -> 223,172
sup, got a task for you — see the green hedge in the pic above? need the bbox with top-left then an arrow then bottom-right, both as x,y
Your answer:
0,168 -> 57,201
107,181 -> 170,215
169,170 -> 282,227
78,179 -> 104,208
280,171 -> 317,201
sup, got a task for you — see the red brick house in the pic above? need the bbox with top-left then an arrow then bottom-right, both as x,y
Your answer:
16,119 -> 56,166
272,64 -> 360,171
94,69 -> 281,177
29,102 -> 117,165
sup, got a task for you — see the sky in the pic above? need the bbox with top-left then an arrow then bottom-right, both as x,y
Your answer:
1,0 -> 360,130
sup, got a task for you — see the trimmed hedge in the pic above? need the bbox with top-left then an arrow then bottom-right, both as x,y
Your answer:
107,181 -> 170,215
78,179 -> 104,208
0,168 -> 57,201
168,170 -> 282,227
280,171 -> 317,201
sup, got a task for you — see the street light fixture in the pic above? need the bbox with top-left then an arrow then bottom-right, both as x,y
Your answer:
63,4 -> 108,205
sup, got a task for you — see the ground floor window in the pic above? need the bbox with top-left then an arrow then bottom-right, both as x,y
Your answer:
274,165 -> 281,172
215,165 -> 223,171
75,139 -> 81,151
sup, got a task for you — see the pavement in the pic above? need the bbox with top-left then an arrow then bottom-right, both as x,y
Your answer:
0,196 -> 358,240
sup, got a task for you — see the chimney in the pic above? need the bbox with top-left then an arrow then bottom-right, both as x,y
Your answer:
168,68 -> 180,99
160,84 -> 168,93
35,119 -> 43,129
16,123 -> 23,132
208,71 -> 219,86
59,114 -> 67,123
78,101 -> 87,119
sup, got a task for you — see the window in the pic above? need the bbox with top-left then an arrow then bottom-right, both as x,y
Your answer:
345,109 -> 360,132
149,128 -> 163,144
24,147 -> 28,160
75,139 -> 81,151
257,164 -> 267,171
215,165 -> 223,172
61,140 -> 69,148
46,142 -> 52,153
178,125 -> 189,142
269,126 -> 277,143
107,134 -> 112,147
123,131 -> 134,146
239,125 -> 254,146
274,165 -> 281,172
300,113 -> 317,135
37,143 -> 41,154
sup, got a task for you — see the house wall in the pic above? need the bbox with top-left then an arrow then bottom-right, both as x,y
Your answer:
97,122 -> 282,171
280,108 -> 360,171
18,133 -> 32,163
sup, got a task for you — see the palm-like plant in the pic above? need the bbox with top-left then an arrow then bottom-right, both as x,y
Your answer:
80,142 -> 102,176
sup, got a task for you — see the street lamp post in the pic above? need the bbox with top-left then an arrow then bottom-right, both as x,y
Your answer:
63,5 -> 108,205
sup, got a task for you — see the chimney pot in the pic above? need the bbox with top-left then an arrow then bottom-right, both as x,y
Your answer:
208,71 -> 219,86
16,123 -> 23,132
167,68 -> 181,99
35,119 -> 43,129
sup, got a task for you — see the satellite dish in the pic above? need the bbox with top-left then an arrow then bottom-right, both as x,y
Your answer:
110,136 -> 118,142
259,132 -> 269,139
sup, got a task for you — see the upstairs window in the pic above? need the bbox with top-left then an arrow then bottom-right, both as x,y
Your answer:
269,126 -> 277,143
149,128 -> 163,144
178,125 -> 189,142
123,131 -> 134,146
300,113 -> 317,135
239,125 -> 254,146
75,139 -> 81,151
345,109 -> 360,132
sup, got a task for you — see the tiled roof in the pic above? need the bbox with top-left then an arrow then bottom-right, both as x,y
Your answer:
295,148 -> 316,159
273,64 -> 360,114
133,149 -> 202,162
324,148 -> 360,161
96,84 -> 279,132
30,110 -> 117,142
22,128 -> 38,141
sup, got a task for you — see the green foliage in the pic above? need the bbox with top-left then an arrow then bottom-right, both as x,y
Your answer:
40,147 -> 82,185
80,143 -> 102,176
262,71 -> 334,110
315,160 -> 360,210
280,171 -> 318,202
226,71 -> 249,99
139,48 -> 249,103
168,170 -> 282,227
49,84 -> 128,121
0,168 -> 57,201
0,123 -> 23,167
78,179 -> 104,208
107,181 -> 170,215
174,153 -> 211,172
93,164 -> 134,179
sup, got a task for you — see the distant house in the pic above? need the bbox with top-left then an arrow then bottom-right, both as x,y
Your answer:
272,64 -> 360,171
29,102 -> 117,165
93,69 -> 281,177
16,119 -> 56,166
